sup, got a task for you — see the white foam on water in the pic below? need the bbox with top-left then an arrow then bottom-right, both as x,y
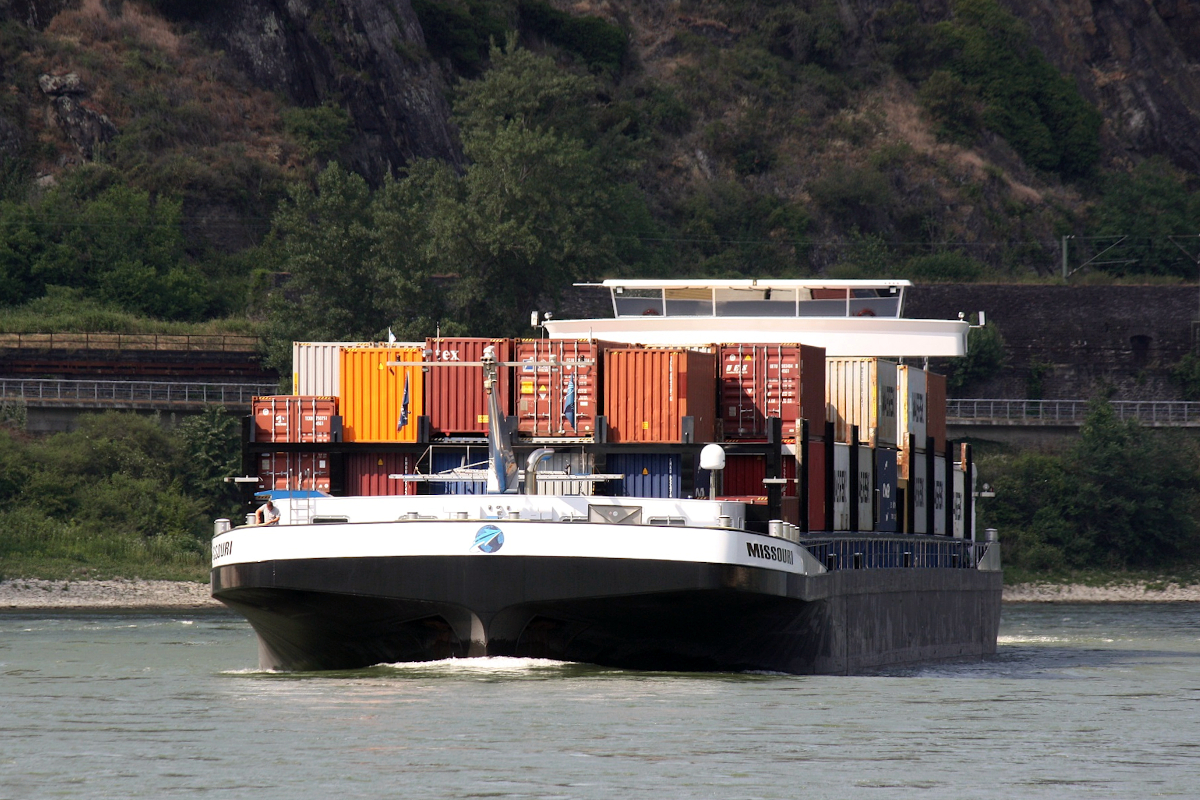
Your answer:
379,656 -> 573,675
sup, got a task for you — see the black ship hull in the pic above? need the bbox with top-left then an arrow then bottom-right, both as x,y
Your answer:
212,554 -> 1002,674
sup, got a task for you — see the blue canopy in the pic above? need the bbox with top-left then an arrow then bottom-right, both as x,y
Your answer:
254,489 -> 331,500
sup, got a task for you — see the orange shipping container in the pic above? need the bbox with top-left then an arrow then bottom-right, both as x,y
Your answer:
339,346 -> 424,443
425,338 -> 513,436
345,452 -> 419,496
926,370 -> 947,453
603,348 -> 717,443
256,452 -> 330,492
515,339 -> 608,437
251,396 -> 339,443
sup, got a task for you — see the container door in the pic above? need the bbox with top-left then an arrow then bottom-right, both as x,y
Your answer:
952,467 -> 966,538
933,455 -> 947,535
832,443 -> 850,531
856,445 -> 873,531
910,450 -> 928,534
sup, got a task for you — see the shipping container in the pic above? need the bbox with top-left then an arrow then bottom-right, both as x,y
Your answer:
926,371 -> 947,452
426,338 -> 513,436
606,452 -> 682,498
932,455 -> 947,535
824,358 -> 898,447
898,365 -> 928,451
515,339 -> 607,437
293,342 -> 360,396
856,444 -> 874,531
807,440 -> 826,533
251,396 -> 339,443
345,452 -> 419,496
339,347 -> 425,443
256,452 -> 330,492
832,443 -> 851,531
695,452 -> 798,498
430,448 -> 488,495
875,448 -> 899,532
718,344 -> 825,439
952,466 -> 966,539
533,451 -> 595,496
604,348 -> 717,443
909,450 -> 928,534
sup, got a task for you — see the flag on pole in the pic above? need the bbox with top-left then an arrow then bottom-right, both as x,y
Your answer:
561,376 -> 577,430
387,328 -> 396,345
398,373 -> 410,430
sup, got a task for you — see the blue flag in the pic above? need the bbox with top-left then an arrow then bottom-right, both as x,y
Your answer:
398,373 -> 410,430
561,375 -> 577,430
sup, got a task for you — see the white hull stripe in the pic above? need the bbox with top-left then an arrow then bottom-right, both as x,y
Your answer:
211,521 -> 824,576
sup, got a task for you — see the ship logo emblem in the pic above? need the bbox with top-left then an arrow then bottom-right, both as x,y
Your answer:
472,524 -> 504,553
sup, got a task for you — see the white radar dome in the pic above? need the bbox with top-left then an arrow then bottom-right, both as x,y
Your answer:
699,444 -> 726,471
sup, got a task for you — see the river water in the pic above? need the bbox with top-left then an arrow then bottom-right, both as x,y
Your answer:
2,603 -> 1198,799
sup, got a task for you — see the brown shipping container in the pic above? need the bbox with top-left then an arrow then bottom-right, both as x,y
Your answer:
718,344 -> 825,439
603,348 -> 717,443
256,452 -> 331,492
515,339 -> 608,437
346,452 -> 418,496
251,396 -> 339,443
926,370 -> 947,452
426,338 -> 513,436
340,346 -> 425,443
807,440 -> 826,533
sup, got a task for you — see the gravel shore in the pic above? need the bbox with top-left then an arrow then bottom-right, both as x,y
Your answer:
1,579 -> 1198,609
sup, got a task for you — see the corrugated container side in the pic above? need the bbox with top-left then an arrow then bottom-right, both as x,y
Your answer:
430,448 -> 487,495
604,348 -> 717,443
807,440 -> 826,532
856,444 -> 873,530
926,371 -> 947,452
339,347 -> 425,442
251,396 -> 339,443
800,345 -> 827,430
346,452 -> 418,496
932,454 -> 947,535
719,345 -> 805,439
910,450 -> 928,534
293,342 -> 365,396
832,442 -> 851,531
898,365 -> 928,451
952,466 -> 966,538
534,452 -> 595,496
697,452 -> 796,498
824,358 -> 898,447
875,448 -> 899,532
607,452 -> 681,498
515,339 -> 606,437
426,338 -> 513,435
256,452 -> 331,492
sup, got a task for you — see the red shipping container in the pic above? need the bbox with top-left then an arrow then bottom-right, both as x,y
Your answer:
720,453 -> 798,497
807,440 -> 826,533
926,370 -> 947,453
603,348 -> 717,443
425,338 -> 513,436
256,452 -> 331,492
719,344 -> 825,438
346,452 -> 418,496
252,396 -> 339,443
515,339 -> 608,436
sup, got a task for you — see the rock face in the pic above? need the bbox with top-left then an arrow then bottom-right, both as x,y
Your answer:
166,0 -> 460,184
38,72 -> 118,161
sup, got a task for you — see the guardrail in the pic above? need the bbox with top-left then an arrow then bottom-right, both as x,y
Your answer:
0,378 -> 278,410
0,333 -> 261,352
948,399 -> 1200,427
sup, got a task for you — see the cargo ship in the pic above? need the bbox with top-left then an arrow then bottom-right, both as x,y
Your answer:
211,279 -> 1002,674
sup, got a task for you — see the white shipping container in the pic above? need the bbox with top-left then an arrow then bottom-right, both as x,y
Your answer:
952,465 -> 966,539
833,443 -> 851,531
293,341 -> 421,396
933,455 -> 947,535
534,452 -> 595,496
856,444 -> 874,531
910,450 -> 928,534
898,365 -> 928,451
824,358 -> 898,447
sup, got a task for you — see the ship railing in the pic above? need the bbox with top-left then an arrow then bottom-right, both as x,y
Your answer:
0,377 -> 277,410
801,536 -> 985,570
948,399 -> 1200,427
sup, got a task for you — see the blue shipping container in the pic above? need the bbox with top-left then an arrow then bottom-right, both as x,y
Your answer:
430,448 -> 487,495
875,448 -> 898,532
607,453 -> 682,499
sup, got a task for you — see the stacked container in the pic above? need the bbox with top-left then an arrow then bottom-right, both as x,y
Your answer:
426,338 -> 513,436
345,452 -> 419,496
429,448 -> 487,495
251,396 -> 339,443
932,454 -> 947,535
293,342 -> 363,396
256,452 -> 330,492
825,358 -> 898,446
718,344 -> 825,439
606,452 -> 681,498
697,453 -> 798,499
339,346 -> 425,443
832,443 -> 851,530
603,347 -> 717,443
515,339 -> 606,437
926,371 -> 947,454
875,448 -> 899,532
897,364 -> 927,450
533,452 -> 596,496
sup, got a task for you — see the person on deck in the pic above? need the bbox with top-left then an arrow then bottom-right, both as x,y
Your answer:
255,498 -> 280,526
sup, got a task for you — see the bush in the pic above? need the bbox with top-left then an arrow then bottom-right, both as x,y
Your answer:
519,0 -> 627,73
412,0 -> 509,75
